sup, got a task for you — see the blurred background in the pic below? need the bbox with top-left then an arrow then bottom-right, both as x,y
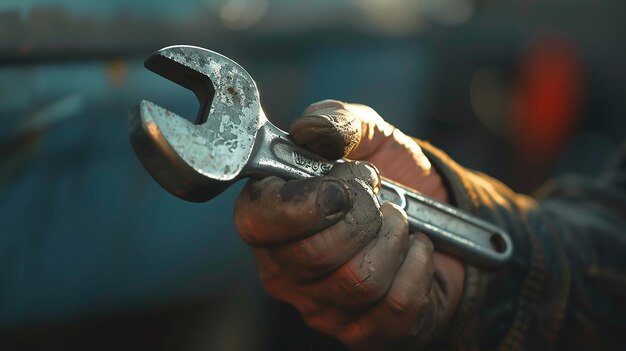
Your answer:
0,0 -> 624,350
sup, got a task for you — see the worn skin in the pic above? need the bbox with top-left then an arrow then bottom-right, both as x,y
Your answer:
235,100 -> 465,350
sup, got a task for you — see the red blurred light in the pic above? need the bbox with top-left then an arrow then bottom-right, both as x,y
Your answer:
513,35 -> 584,160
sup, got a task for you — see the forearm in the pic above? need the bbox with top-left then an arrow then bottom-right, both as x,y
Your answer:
417,140 -> 566,349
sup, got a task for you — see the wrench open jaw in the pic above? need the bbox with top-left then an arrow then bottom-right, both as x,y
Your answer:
129,45 -> 266,202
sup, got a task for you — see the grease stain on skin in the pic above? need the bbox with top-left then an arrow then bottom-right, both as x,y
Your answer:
246,177 -> 280,201
279,179 -> 316,203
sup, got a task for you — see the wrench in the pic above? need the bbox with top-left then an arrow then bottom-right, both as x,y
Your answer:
129,45 -> 513,269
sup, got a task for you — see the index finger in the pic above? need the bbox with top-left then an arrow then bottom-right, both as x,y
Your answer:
235,176 -> 352,247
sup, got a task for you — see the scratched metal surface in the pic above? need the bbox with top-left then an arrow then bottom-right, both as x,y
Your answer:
145,46 -> 263,180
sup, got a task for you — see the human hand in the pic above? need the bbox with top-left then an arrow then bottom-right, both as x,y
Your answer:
234,100 -> 464,350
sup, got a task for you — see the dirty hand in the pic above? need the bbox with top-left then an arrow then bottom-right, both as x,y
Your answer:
234,100 -> 465,349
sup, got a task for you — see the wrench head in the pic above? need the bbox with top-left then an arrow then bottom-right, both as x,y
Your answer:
129,45 -> 265,202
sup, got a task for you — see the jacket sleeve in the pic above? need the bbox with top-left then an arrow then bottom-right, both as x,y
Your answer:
417,140 -> 626,351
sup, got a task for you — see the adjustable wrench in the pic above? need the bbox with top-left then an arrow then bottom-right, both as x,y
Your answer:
129,45 -> 512,269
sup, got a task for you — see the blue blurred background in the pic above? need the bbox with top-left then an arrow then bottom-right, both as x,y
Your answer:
1,0 -> 624,350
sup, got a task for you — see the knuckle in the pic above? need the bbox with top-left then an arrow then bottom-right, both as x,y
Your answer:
302,308 -> 347,336
361,104 -> 379,116
346,103 -> 386,125
352,161 -> 380,189
339,264 -> 382,300
385,291 -> 417,315
381,201 -> 405,218
292,236 -> 331,271
338,321 -> 374,350
381,203 -> 409,230
319,99 -> 347,110
346,103 -> 377,115
234,208 -> 261,246
414,233 -> 435,253
305,99 -> 347,115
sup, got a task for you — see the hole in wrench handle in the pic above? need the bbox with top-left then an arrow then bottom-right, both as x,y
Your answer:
378,179 -> 513,269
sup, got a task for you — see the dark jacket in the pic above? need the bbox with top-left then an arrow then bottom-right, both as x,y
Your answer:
420,140 -> 626,350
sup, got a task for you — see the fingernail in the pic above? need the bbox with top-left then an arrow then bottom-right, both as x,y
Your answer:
317,179 -> 352,218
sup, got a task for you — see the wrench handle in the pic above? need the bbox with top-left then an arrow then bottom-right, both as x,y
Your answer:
249,123 -> 513,269
378,179 -> 512,268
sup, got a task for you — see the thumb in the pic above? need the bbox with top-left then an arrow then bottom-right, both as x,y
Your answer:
289,100 -> 361,160
289,100 -> 397,161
